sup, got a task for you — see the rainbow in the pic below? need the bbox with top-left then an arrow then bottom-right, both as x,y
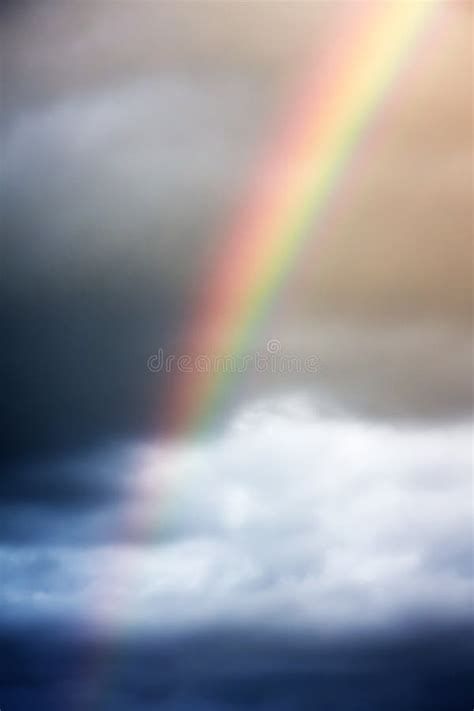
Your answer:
166,0 -> 438,438
84,1 -> 439,706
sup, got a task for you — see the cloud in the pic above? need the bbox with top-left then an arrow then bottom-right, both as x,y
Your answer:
1,77 -> 264,283
0,617 -> 472,711
1,398 -> 471,635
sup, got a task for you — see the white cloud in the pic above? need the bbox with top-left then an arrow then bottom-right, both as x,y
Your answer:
1,397 -> 471,636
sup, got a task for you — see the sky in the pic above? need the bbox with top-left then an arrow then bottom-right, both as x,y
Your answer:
1,2 -> 472,710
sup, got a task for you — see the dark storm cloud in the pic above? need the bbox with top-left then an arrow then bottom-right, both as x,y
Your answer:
0,445 -> 131,544
1,31 -> 275,462
0,623 -> 472,711
0,445 -> 130,507
2,266 -> 187,461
